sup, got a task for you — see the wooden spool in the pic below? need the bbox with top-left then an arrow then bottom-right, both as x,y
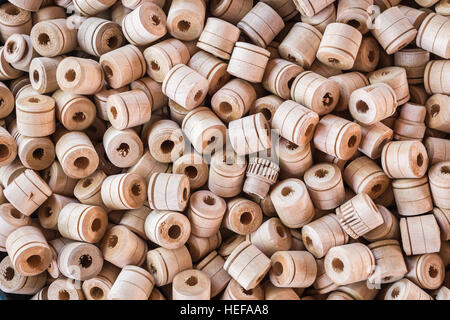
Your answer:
352,36 -> 380,73
108,265 -> 154,300
304,163 -> 345,210
101,173 -> 147,210
145,210 -> 191,249
329,72 -> 368,112
74,170 -> 107,209
130,77 -> 167,110
227,42 -> 270,83
425,94 -> 450,133
429,161 -> 450,209
394,103 -> 426,141
416,13 -> 450,59
262,59 -> 303,100
208,151 -> 246,198
336,0 -> 373,35
0,3 -> 32,42
249,95 -> 283,125
363,205 -> 400,242
247,217 -> 292,256
52,90 -> 96,131
37,194 -> 75,230
58,241 -> 103,281
423,60 -> 450,95
41,161 -> 77,197
0,126 -> 17,167
186,232 -> 222,262
197,17 -> 241,60
269,250 -> 317,288
301,3 -> 336,33
369,67 -> 409,106
195,251 -> 231,298
406,253 -> 445,290
106,89 -> 151,130
324,243 -> 375,286
30,19 -> 77,57
120,205 -> 151,239
385,279 -> 432,300
4,34 -> 38,72
211,78 -> 256,122
16,95 -> 55,138
243,157 -> 279,200
210,0 -> 253,25
278,139 -> 313,179
148,173 -> 190,212
424,137 -> 450,165
0,203 -> 31,251
166,0 -> 205,41
56,57 -> 104,95
270,178 -> 315,228
400,214 -> 441,256
172,269 -> 211,300
103,126 -> 143,168
392,177 -> 433,216
223,197 -> 263,235
381,140 -> 428,179
173,152 -> 208,190
82,262 -> 120,300
294,0 -> 336,17
229,113 -> 271,156
394,49 -> 430,85
367,240 -> 407,285
0,256 -> 46,295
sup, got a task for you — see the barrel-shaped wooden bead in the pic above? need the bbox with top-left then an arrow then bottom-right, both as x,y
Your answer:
425,94 -> 450,133
369,67 -> 409,106
172,269 -> 211,300
37,194 -> 75,230
106,90 -> 151,130
101,173 -> 147,210
56,57 -> 104,95
367,240 -> 407,285
392,103 -> 426,141
130,77 -> 167,110
47,277 -> 84,300
247,217 -> 292,257
429,161 -> 450,209
172,152 -> 208,190
103,126 -> 143,168
147,173 -> 189,212
4,34 -> 38,72
58,241 -> 103,281
363,205 -> 400,242
336,0 -> 373,34
278,139 -> 313,179
294,0 -> 336,17
16,95 -> 55,138
30,19 -> 77,57
187,232 -> 222,262
405,253 -> 445,290
270,250 -> 317,288
423,60 -> 450,95
52,90 -> 95,131
166,0 -> 205,41
392,177 -> 433,216
210,0 -> 253,25
208,151 -> 246,198
108,265 -> 154,300
381,141 -> 428,179
229,113 -> 271,156
394,49 -> 430,85
0,126 -> 17,167
416,13 -> 450,59
119,205 -> 150,239
0,255 -> 46,295
424,137 -> 450,165
223,197 -> 263,235
250,95 -> 283,126
400,214 -> 441,256
385,278 -> 432,300
73,0 -> 116,16
221,278 -> 264,300
42,161 -> 77,197
195,251 -> 230,298
144,210 -> 191,249
82,262 -> 120,300
227,42 -> 270,83
197,17 -> 240,60
0,203 -> 31,251
74,170 -> 107,209
329,72 -> 369,112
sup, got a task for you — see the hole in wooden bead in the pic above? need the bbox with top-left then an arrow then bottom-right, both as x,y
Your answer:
110,106 -> 118,119
242,288 -> 253,295
161,140 -> 174,154
430,104 -> 440,117
260,108 -> 272,121
286,142 -> 298,150
108,235 -> 118,248
151,60 -> 160,71
59,290 -> 70,300
368,51 -> 375,62
304,236 -> 313,247
74,157 -> 89,169
131,184 -> 141,197
183,188 -> 188,201
10,208 -> 21,219
371,184 -> 382,193
151,15 -> 160,26
219,102 -> 232,114
184,166 -> 198,179
26,255 -> 42,269
43,207 -> 52,218
391,287 -> 400,299
0,98 -> 3,107
65,69 -> 76,82
429,265 -> 439,278
6,41 -> 16,54
5,6 -> 19,15
348,135 -> 357,148
203,195 -> 216,206
239,212 -> 252,225
287,77 -> 295,89
82,178 -> 92,188
177,20 -> 191,32
441,166 -> 450,175
149,263 -> 157,274
79,254 -> 92,269
276,226 -> 285,238
72,112 -> 86,122
315,169 -> 328,178
322,93 -> 333,106
185,276 -> 198,286
32,70 -> 40,83
91,218 -> 101,232
103,65 -> 113,78
207,136 -> 216,146
383,276 -> 391,281
90,287 -> 104,299
281,186 -> 293,197
168,225 -> 181,239
0,144 -> 9,159
28,97 -> 40,103
116,143 -> 130,157
304,124 -> 314,138
347,19 -> 361,29
106,36 -> 118,48
38,33 -> 50,46
272,261 -> 283,276
328,58 -> 340,65
381,71 -> 390,76
416,153 -> 424,167
194,90 -> 203,102
3,267 -> 14,281
287,54 -> 297,63
331,258 -> 344,273
356,100 -> 369,113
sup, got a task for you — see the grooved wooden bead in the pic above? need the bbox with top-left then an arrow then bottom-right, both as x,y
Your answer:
294,0 -> 336,17
392,177 -> 433,216
406,253 -> 445,290
119,205 -> 150,239
0,126 -> 17,167
429,161 -> 450,209
313,114 -> 362,160
167,0 -> 205,41
336,0 -> 373,34
187,232 -> 222,262
397,5 -> 427,29
16,95 -> 55,137
37,194 -> 76,230
278,139 -> 313,178
227,42 -> 270,83
247,217 -> 292,256
270,250 -> 317,288
0,256 -> 46,295
400,214 -> 441,256
249,95 -> 283,125
210,0 -> 253,25
224,241 -> 271,290
4,34 -> 38,72
52,90 -> 96,131
82,261 -> 120,300
103,126 -> 143,168
436,0 -> 450,16
385,278 -> 432,300
47,277 -> 85,300
6,225 -> 52,276
218,234 -> 245,259
336,193 -> 383,239
173,152 -> 208,190
243,157 -> 279,200
367,240 -> 407,285
324,243 -> 375,286
363,205 -> 400,242
409,85 -> 429,106
108,265 -> 154,300
130,77 -> 167,110
357,122 -> 392,159
106,90 -> 151,130
101,173 -> 147,210
423,60 -> 450,95
394,49 -> 430,85
371,7 -> 417,55
223,197 -> 263,235
172,269 -> 211,300
147,173 -> 189,211
0,81 -> 14,118
73,0 -> 116,16
146,245 -> 192,286
221,279 -> 264,300
0,203 -> 31,251
229,113 -> 271,156
100,45 -> 146,89
74,170 -> 107,210
30,19 -> 77,57
145,210 -> 191,249
369,67 -> 409,106
58,241 -> 103,281
425,94 -> 450,133
393,103 -> 426,141
56,57 -> 104,95
416,13 -> 450,59
424,138 -> 450,165
0,3 -> 32,43
432,207 -> 450,241
42,161 -> 77,197
271,178 -> 315,228
208,151 -> 246,198
262,59 -> 303,100
329,72 -> 369,112
197,17 -> 240,60
352,36 -> 380,73
195,251 -> 231,298
301,4 -> 336,33
27,57 -> 59,95
381,140 -> 428,179
93,86 -> 128,121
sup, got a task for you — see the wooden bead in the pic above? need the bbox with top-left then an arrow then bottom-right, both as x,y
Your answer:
6,225 -> 52,276
30,19 -> 77,57
313,114 -> 362,160
38,194 -> 76,230
294,0 -> 336,17
369,67 -> 409,106
0,47 -> 23,81
429,161 -> 450,209
425,94 -> 450,133
195,251 -> 231,297
227,42 -> 270,83
28,56 -> 61,94
108,265 -> 154,300
100,45 -> 146,89
56,57 -> 104,95
313,258 -> 339,294
166,0 -> 205,41
0,126 -> 17,167
41,161 -> 77,197
435,286 -> 450,300
0,256 -> 46,295
247,217 -> 292,256
223,241 -> 271,290
393,102 -> 426,141
182,106 -> 227,155
4,34 -> 38,72
329,72 -> 369,112
186,232 -> 222,262
101,173 -> 147,210
385,278 -> 432,300
392,177 -> 433,216
0,203 -> 31,251
249,95 -> 283,126
146,245 -> 192,286
55,130 -> 99,179
32,6 -> 67,24
143,38 -> 190,83
145,210 -> 190,249
270,250 -> 317,288
172,269 -> 211,300
127,149 -> 170,184
324,243 -> 375,286
336,193 -> 384,239
416,13 -> 450,59
211,78 -> 256,122
210,0 -> 253,25
73,170 -> 107,210
197,17 -> 240,60
301,4 -> 336,33
352,36 -> 380,73
336,0 -> 373,34
147,173 -> 189,211
106,90 -> 151,131
436,0 -> 450,16
149,288 -> 166,300
237,2 -> 285,48
173,152 -> 208,190
371,7 -> 417,55
16,95 -> 55,138
58,241 -> 103,281
218,234 -> 245,259
223,197 -> 263,235
130,77 -> 167,110
52,90 -> 96,131
424,137 -> 450,165
0,81 -> 14,118
327,291 -> 354,300
394,49 -> 430,85
221,278 -> 264,300
47,277 -> 84,300
208,151 -> 246,198
94,86 -> 129,121
243,157 -> 280,200
103,126 -> 143,168
162,64 -> 208,110
119,205 -> 150,239
317,23 -> 362,70
409,84 -> 429,106
0,3 -> 32,43
423,60 -> 450,95
291,71 -> 340,115
229,113 -> 271,156
433,207 -> 450,241
278,139 -> 313,178
262,59 -> 303,100
187,190 -> 226,238
363,205 -> 399,242
81,261 -> 120,300
406,253 -> 445,290
381,140 -> 428,179
270,178 -> 315,228
400,214 -> 441,256
367,240 -> 407,285
73,0 -> 116,16
336,280 -> 379,300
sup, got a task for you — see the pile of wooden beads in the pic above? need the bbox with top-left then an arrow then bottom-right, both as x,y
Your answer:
0,0 -> 448,302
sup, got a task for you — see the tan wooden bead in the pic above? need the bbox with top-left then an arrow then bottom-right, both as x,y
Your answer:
313,152 -> 346,176
433,207 -> 450,241
72,0 -> 116,16
52,90 -> 96,132
106,90 -> 151,131
262,59 -> 303,101
249,95 -> 283,126
425,94 -> 450,133
186,232 -> 222,262
166,0 -> 205,41
416,13 -> 449,59
0,255 -> 46,295
0,47 -> 23,81
357,122 -> 392,160
57,241 -> 103,281
30,19 -> 77,57
406,253 -> 445,290
227,42 -> 270,83
130,77 -> 167,110
218,234 -> 245,259
0,3 -> 32,43
243,157 -> 280,200
0,81 -> 14,118
229,113 -> 271,156
369,67 -> 409,106
429,161 -> 450,209
127,149 -> 170,184
145,210 -> 191,249
119,205 -> 150,239
47,277 -> 84,300
294,0 -> 336,17
147,173 -> 189,211
108,265 -> 154,300
394,103 -> 426,141
197,17 -> 240,60
312,258 -> 339,294
371,6 -> 417,55
269,250 -> 317,288
363,205 -> 399,242
424,137 -> 450,165
148,288 -> 166,300
392,177 -> 433,216
100,45 -> 146,89
56,57 -> 104,95
8,0 -> 43,12
16,95 -> 55,138
436,0 -> 450,16
367,240 -> 407,285
222,278 -> 265,300
208,151 -> 246,198
0,203 -> 31,251
394,49 -> 430,85
336,0 -> 373,35
93,86 -> 129,121
381,140 -> 428,179
423,60 -> 450,95
195,251 -> 230,298
37,194 -> 76,230
172,152 -> 207,190
5,225 -> 52,276
101,173 -> 147,210
172,269 -> 210,300
352,36 -> 380,73
32,6 -> 67,24
110,1 -> 131,25
278,139 -> 313,179
324,243 -> 375,286
400,214 -> 441,256
28,56 -> 61,94
386,278 -> 433,300
329,72 -> 369,112
210,0 -> 253,25
410,84 -> 429,106
435,286 -> 450,300
300,4 -> 336,33
327,290 -> 354,300
73,170 -> 107,210
4,34 -> 38,72
271,178 -> 315,228
103,126 -> 143,168
211,78 -> 256,122
0,126 -> 17,167
41,161 -> 76,197
81,261 -> 119,300
246,217 -> 292,256
223,197 -> 263,236
313,114 -> 362,160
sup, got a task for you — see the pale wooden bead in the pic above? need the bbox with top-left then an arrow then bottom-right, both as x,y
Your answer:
433,207 -> 450,241
269,250 -> 317,288
271,178 -> 315,228
212,78 -> 256,122
16,95 -> 55,138
6,225 -> 52,276
429,161 -> 450,209
0,81 -> 14,118
367,240 -> 407,285
324,243 -> 375,286
146,245 -> 192,286
145,210 -> 190,249
262,59 -> 303,101
336,193 -> 384,239
223,197 -> 263,235
93,86 -> 128,121
424,137 -> 450,165
227,42 -> 270,83
243,157 -> 279,200
381,140 -> 428,179
32,6 -> 67,24
37,194 -> 76,230
369,67 -> 409,106
56,57 -> 104,95
47,277 -> 84,300
229,113 -> 271,156
4,34 -> 38,72
172,152 -> 208,190
385,278 -> 432,300
100,45 -> 146,89
313,150 -> 347,172
329,72 -> 369,112
30,19 -> 77,57
72,0 -> 116,15
210,0 -> 253,25
28,57 -> 62,94
313,114 -> 362,160
119,205 -> 150,239
8,0 -> 43,12
0,126 -> 17,167
52,90 -> 96,131
149,288 -> 166,300
400,214 -> 441,256
394,103 -> 426,141
371,6 -> 417,55
435,286 -> 450,300
0,47 -> 23,81
197,17 -> 240,60
313,258 -> 339,294
416,13 -> 450,59
0,203 -> 31,251
392,177 -> 433,216
130,77 -> 167,110
187,232 -> 222,262
172,269 -> 210,300
147,173 -> 189,211
101,173 -> 147,210
108,265 -> 154,300
436,0 -> 450,16
363,205 -> 399,242
0,256 -> 46,295
103,126 -> 143,168
249,95 -> 283,126
195,251 -> 230,298
166,0 -> 205,41
352,36 -> 380,73
81,261 -> 120,300
425,94 -> 450,133
278,139 -> 313,179
127,149 -> 170,184
208,151 -> 246,198
336,0 -> 373,34
247,217 -> 292,256
300,4 -> 336,33
335,280 -> 379,300
406,253 -> 445,290
41,161 -> 77,197
57,241 -> 103,281
294,0 -> 336,17
394,49 -> 430,85
423,60 -> 450,95
73,170 -> 107,210
218,234 -> 245,259
410,84 -> 429,106
106,90 -> 151,130
111,1 -> 131,26
143,38 -> 190,83
0,3 -> 32,43
101,225 -> 147,268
